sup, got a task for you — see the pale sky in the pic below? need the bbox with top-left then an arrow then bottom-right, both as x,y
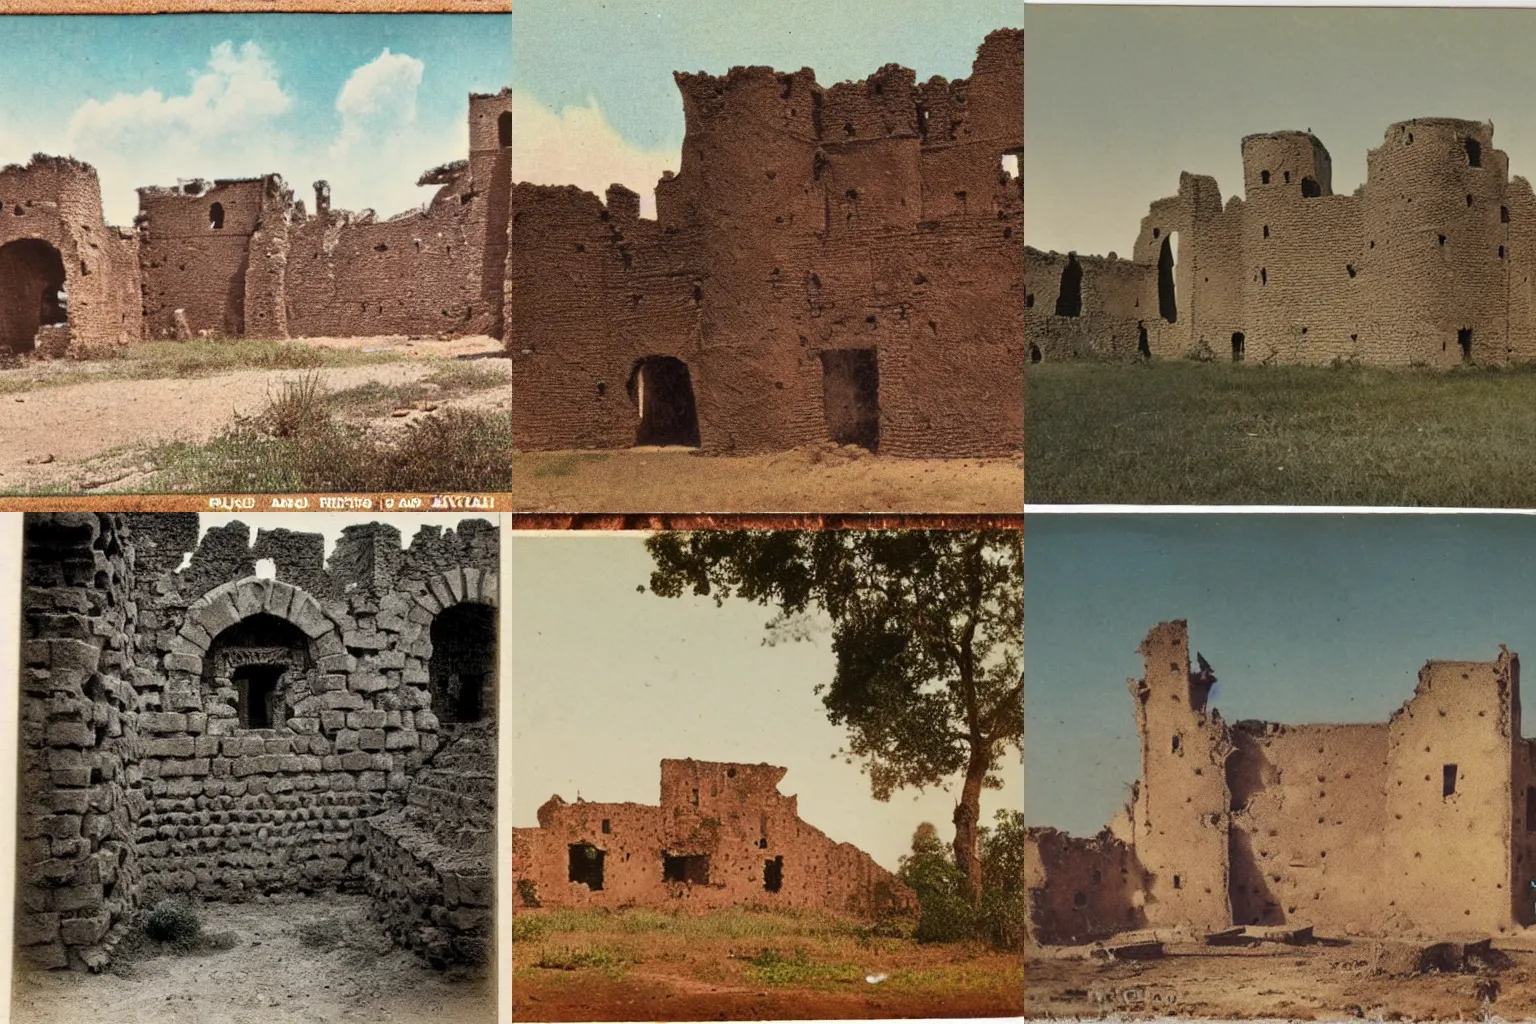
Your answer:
513,0 -> 1021,218
1026,5 -> 1536,257
511,533 -> 1021,873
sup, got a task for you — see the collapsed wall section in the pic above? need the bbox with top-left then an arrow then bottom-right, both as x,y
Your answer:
1024,827 -> 1144,944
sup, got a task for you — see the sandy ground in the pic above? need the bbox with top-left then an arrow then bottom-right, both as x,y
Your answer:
1026,935 -> 1536,1019
512,445 -> 1024,513
10,894 -> 493,1024
0,336 -> 509,493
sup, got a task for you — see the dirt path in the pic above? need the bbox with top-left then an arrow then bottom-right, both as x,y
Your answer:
0,347 -> 510,493
513,446 -> 1024,513
10,895 -> 493,1024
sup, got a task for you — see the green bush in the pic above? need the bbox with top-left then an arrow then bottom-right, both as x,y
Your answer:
897,811 -> 1024,950
143,898 -> 202,948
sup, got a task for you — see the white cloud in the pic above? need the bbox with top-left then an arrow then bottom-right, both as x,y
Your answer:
513,92 -> 678,219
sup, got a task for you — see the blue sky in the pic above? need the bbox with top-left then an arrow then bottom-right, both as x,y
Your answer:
1027,513 -> 1536,837
512,533 -> 1021,872
0,14 -> 510,223
1027,6 -> 1536,256
512,0 -> 1021,217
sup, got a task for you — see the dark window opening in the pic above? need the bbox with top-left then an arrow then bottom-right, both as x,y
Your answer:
1171,734 -> 1181,753
1157,235 -> 1178,323
1054,255 -> 1083,317
1173,874 -> 1182,890
1263,225 -> 1270,239
820,348 -> 879,451
429,601 -> 496,725
1467,138 -> 1482,167
1439,234 -> 1447,246
568,843 -> 605,890
1232,332 -> 1245,362
1073,890 -> 1088,908
1503,206 -> 1511,223
1283,171 -> 1291,184
1152,228 -> 1160,239
601,818 -> 611,834
1443,764 -> 1458,796
1261,267 -> 1268,285
1459,328 -> 1473,363
663,853 -> 710,884
1029,344 -> 1042,364
1347,264 -> 1356,278
759,813 -> 769,849
1301,177 -> 1321,198
1137,324 -> 1150,358
1024,293 -> 1034,308
764,856 -> 784,892
628,356 -> 701,447
1468,194 -> 1475,208
691,788 -> 699,807
233,664 -> 283,729
1501,245 -> 1507,258
210,202 -> 224,230
0,238 -> 68,353
497,109 -> 512,148
1261,170 -> 1271,185
1526,787 -> 1536,832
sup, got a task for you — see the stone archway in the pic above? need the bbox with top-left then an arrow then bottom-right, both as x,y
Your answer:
415,568 -> 499,726
0,238 -> 67,353
170,578 -> 345,677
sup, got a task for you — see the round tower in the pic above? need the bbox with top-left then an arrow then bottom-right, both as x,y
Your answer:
1241,131 -> 1333,199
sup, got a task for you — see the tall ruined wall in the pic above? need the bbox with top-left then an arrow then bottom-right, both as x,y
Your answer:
1380,655 -> 1520,936
1024,827 -> 1144,944
512,759 -> 911,916
1023,248 -> 1151,361
1127,621 -> 1233,932
512,29 -> 1022,459
16,514 -> 144,971
1227,722 -> 1388,931
0,157 -> 141,353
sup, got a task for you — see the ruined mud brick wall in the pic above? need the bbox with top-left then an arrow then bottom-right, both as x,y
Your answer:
0,157 -> 142,354
512,30 -> 1021,458
1031,118 -> 1536,367
16,514 -> 144,971
512,759 -> 913,916
134,90 -> 512,342
1022,248 -> 1151,361
16,513 -> 499,970
364,720 -> 495,966
1023,827 -> 1145,944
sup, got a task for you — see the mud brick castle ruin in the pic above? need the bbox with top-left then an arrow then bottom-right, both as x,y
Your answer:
511,758 -> 912,916
0,90 -> 510,355
16,513 -> 498,971
1026,118 -> 1536,367
1026,620 -> 1536,944
511,30 -> 1022,458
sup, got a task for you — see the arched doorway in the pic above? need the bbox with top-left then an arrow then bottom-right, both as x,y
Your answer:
202,612 -> 313,730
429,601 -> 497,725
498,110 -> 512,149
0,239 -> 67,353
1157,233 -> 1178,324
628,356 -> 701,447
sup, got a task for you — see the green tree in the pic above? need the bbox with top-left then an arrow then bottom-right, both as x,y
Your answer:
643,529 -> 1022,899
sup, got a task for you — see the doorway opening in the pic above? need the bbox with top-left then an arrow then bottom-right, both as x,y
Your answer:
764,856 -> 784,892
628,356 -> 701,447
820,348 -> 879,451
568,844 -> 605,890
1458,328 -> 1473,363
233,665 -> 283,729
0,239 -> 67,353
1232,332 -> 1245,362
1158,233 -> 1179,323
429,601 -> 497,724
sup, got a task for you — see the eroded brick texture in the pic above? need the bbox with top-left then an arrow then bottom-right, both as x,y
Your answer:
2,90 -> 510,355
15,514 -> 499,972
511,31 -> 1022,458
1028,119 -> 1536,367
1029,620 -> 1536,943
512,759 -> 913,917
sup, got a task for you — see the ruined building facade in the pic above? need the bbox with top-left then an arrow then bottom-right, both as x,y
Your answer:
511,758 -> 912,916
16,514 -> 498,971
1027,620 -> 1536,944
1027,119 -> 1536,367
0,90 -> 511,355
511,30 -> 1022,458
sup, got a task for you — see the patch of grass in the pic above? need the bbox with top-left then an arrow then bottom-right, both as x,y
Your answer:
1027,360 -> 1536,505
535,945 -> 630,974
743,946 -> 864,987
327,362 -> 508,416
528,906 -> 857,941
512,915 -> 548,942
295,916 -> 347,949
142,898 -> 202,951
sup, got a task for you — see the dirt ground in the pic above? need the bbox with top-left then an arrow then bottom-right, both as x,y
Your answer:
511,907 -> 1021,1021
9,894 -> 493,1024
1026,935 -> 1536,1019
512,446 -> 1024,513
0,335 -> 509,493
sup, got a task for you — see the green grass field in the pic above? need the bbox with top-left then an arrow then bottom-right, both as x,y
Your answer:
1027,360 -> 1536,506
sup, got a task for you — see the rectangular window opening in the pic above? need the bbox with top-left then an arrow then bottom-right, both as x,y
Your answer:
1443,763 -> 1458,797
568,843 -> 606,891
232,664 -> 283,730
820,348 -> 880,452
764,856 -> 784,893
663,853 -> 711,885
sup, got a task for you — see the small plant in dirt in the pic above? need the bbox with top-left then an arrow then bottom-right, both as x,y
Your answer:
295,916 -> 347,950
142,898 -> 203,949
261,372 -> 330,439
536,946 -> 625,971
511,915 -> 548,942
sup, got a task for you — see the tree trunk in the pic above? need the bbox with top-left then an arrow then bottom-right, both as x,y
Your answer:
952,750 -> 989,903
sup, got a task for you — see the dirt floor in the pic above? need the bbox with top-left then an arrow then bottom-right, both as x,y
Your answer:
512,446 -> 1024,513
511,907 -> 1021,1021
0,335 -> 509,493
1026,934 -> 1536,1019
9,894 -> 493,1024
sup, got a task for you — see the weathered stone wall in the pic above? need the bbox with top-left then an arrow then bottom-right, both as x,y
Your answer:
511,30 -> 1022,458
1032,117 -> 1536,367
1024,827 -> 1144,944
0,157 -> 142,354
15,514 -> 499,971
512,758 -> 912,917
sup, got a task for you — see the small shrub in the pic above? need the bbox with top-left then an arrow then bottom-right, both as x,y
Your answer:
295,916 -> 347,949
511,915 -> 548,942
262,372 -> 330,439
536,946 -> 623,970
1184,340 -> 1215,362
516,879 -> 542,908
143,898 -> 202,948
